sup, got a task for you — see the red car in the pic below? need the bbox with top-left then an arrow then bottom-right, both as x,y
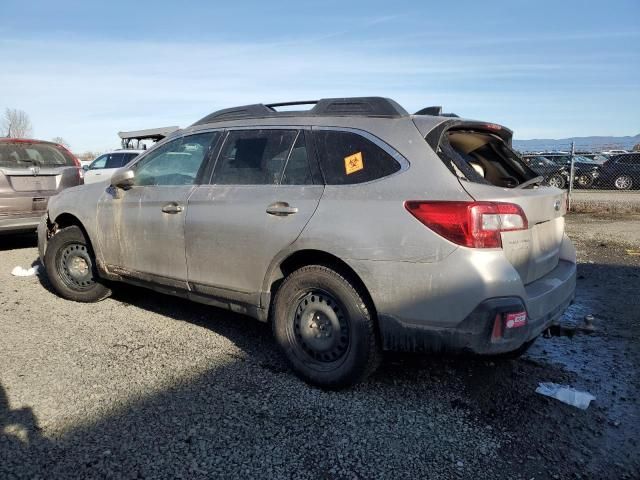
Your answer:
0,138 -> 84,234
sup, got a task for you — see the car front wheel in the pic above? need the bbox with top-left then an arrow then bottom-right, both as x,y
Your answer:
576,174 -> 594,188
44,225 -> 111,302
272,265 -> 380,388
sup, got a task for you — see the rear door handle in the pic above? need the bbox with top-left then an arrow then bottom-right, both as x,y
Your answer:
266,202 -> 298,216
161,203 -> 184,214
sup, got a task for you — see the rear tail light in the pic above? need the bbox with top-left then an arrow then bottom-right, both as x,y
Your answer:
56,144 -> 83,182
404,201 -> 528,248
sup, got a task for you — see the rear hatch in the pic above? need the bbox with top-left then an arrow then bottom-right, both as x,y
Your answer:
0,140 -> 81,216
417,119 -> 566,285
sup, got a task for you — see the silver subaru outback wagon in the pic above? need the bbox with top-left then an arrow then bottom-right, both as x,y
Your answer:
38,97 -> 576,388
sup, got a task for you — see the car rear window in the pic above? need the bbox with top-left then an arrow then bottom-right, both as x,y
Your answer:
0,142 -> 76,168
313,130 -> 401,185
437,128 -> 537,188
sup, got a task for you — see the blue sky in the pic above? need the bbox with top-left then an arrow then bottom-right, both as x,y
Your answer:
1,0 -> 638,152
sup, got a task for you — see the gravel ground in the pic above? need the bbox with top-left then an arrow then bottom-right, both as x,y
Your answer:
1,213 -> 639,479
570,191 -> 640,214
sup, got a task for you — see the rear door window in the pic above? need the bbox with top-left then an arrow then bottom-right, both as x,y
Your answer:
313,130 -> 401,185
212,129 -> 298,185
282,133 -> 314,185
105,153 -> 127,169
122,152 -> 139,166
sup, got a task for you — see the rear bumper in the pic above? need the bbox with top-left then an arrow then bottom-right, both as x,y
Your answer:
0,212 -> 42,234
376,259 -> 576,354
379,291 -> 573,354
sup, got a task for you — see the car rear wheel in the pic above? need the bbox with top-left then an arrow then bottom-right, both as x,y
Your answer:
547,174 -> 565,189
272,265 -> 380,388
44,226 -> 111,302
613,175 -> 633,190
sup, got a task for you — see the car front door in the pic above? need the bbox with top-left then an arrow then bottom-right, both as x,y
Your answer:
96,131 -> 220,288
185,128 -> 324,306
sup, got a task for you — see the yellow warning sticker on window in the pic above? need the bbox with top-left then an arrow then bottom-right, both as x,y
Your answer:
344,152 -> 364,175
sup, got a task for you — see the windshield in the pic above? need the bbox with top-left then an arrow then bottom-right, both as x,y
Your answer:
0,142 -> 76,168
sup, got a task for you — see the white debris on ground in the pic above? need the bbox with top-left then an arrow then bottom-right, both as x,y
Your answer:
10,265 -> 40,277
536,382 -> 596,410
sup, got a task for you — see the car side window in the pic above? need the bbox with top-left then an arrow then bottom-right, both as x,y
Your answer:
90,155 -> 108,170
212,129 -> 298,185
313,130 -> 401,185
282,133 -> 313,185
105,153 -> 126,169
122,153 -> 139,166
134,132 -> 219,186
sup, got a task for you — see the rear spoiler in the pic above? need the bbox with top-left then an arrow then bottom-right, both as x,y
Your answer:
412,118 -> 514,149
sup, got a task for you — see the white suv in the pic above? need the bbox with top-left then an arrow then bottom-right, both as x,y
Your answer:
83,150 -> 143,184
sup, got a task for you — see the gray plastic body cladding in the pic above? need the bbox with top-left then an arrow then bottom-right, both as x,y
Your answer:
350,236 -> 576,352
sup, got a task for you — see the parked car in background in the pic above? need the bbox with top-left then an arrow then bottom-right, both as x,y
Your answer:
0,138 -> 83,233
601,149 -> 628,156
38,97 -> 576,388
577,153 -> 610,164
83,150 -> 142,184
521,155 -> 569,189
542,154 -> 601,188
596,153 -> 640,190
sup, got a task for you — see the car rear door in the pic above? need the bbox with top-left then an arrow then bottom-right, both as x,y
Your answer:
95,132 -> 220,287
185,128 -> 323,306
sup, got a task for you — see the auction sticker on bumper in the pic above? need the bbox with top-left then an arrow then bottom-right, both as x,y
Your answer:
505,311 -> 527,329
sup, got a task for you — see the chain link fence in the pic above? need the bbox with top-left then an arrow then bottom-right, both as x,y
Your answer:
515,143 -> 640,213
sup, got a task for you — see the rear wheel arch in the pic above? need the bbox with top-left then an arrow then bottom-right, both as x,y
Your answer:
266,249 -> 378,322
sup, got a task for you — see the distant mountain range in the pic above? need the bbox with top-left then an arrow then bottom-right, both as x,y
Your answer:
513,133 -> 640,153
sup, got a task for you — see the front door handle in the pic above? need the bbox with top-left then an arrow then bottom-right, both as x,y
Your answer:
266,202 -> 298,216
162,203 -> 184,214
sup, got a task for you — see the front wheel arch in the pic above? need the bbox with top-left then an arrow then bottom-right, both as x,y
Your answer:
50,213 -> 102,271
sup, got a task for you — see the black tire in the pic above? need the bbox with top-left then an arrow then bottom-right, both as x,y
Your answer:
547,174 -> 565,190
490,338 -> 536,360
44,226 -> 111,303
613,174 -> 633,190
272,265 -> 380,388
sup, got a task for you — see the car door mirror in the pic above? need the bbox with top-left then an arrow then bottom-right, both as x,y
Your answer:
83,165 -> 89,171
110,168 -> 135,189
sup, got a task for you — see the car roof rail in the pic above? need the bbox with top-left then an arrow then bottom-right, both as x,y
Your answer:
192,97 -> 409,125
414,106 -> 460,118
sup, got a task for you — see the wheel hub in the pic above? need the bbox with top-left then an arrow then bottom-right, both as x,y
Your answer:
294,292 -> 349,362
68,256 -> 89,277
58,243 -> 95,290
